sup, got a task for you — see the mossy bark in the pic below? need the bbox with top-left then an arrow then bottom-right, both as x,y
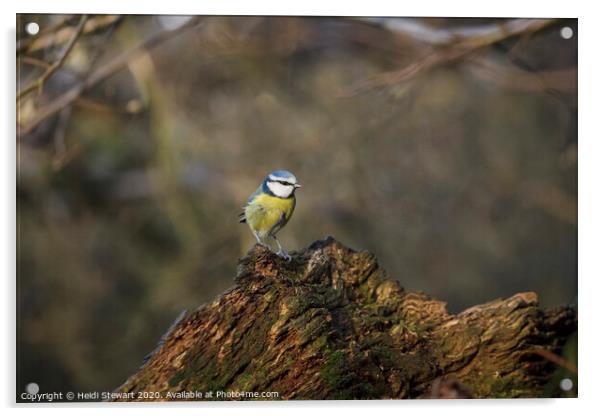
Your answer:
115,237 -> 576,400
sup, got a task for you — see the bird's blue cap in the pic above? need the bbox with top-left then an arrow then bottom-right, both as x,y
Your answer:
267,170 -> 297,181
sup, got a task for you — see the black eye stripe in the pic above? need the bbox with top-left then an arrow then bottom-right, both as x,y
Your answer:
271,180 -> 293,186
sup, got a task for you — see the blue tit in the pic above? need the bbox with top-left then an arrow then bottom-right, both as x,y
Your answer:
239,170 -> 301,260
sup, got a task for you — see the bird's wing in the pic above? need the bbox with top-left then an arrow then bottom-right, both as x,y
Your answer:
268,196 -> 295,236
268,212 -> 287,237
238,185 -> 263,223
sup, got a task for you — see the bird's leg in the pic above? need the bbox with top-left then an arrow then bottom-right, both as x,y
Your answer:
253,231 -> 269,248
274,236 -> 291,261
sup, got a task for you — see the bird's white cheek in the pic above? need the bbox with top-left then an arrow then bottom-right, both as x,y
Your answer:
267,182 -> 294,198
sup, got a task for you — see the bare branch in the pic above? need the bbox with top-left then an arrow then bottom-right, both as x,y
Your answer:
17,15 -> 89,102
19,56 -> 51,69
531,347 -> 577,374
344,18 -> 558,95
18,16 -> 202,138
17,15 -> 121,54
361,18 -> 556,47
17,15 -> 74,54
466,55 -> 577,93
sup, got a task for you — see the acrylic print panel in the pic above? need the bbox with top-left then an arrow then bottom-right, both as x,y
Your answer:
16,14 -> 577,402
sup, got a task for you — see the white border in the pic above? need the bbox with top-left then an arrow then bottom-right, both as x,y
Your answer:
4,1 -> 600,415
13,0 -> 580,17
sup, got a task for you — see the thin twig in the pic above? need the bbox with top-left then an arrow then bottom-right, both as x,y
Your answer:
53,106 -> 72,155
18,16 -> 202,137
51,143 -> 82,171
49,15 -> 125,171
17,15 -> 121,54
17,15 -> 74,54
531,347 -> 578,374
467,55 -> 576,93
19,56 -> 51,69
17,15 -> 89,102
74,96 -> 137,115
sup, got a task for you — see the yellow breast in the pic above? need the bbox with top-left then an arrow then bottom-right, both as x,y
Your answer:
244,193 -> 296,236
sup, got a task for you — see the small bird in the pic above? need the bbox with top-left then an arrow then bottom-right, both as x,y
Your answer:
239,170 -> 301,260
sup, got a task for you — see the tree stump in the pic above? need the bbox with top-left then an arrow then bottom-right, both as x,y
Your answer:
115,237 -> 577,400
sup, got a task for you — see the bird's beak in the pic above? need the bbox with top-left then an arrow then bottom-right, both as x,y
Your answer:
294,183 -> 302,188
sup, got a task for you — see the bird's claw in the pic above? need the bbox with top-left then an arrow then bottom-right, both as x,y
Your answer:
277,250 -> 292,261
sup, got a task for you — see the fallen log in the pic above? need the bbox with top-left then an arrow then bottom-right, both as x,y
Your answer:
115,237 -> 577,400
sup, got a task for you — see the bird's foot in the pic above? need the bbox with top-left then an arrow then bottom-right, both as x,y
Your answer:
277,249 -> 292,261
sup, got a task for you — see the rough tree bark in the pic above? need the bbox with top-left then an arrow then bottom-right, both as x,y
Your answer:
115,237 -> 576,400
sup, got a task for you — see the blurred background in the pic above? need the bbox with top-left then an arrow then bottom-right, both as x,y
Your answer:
17,15 -> 577,396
